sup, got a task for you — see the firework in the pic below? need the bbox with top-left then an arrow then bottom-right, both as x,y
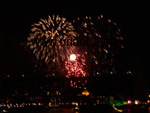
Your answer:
65,54 -> 86,78
65,54 -> 87,88
27,15 -> 76,65
72,15 -> 123,74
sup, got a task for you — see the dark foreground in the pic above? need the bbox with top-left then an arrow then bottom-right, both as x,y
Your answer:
1,105 -> 150,113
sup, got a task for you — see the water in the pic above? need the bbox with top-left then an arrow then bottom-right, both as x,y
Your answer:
1,106 -> 150,113
0,108 -> 76,113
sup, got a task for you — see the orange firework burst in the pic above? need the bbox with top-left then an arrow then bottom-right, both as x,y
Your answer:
27,15 -> 76,65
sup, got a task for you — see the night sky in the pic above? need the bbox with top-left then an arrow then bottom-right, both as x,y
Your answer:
0,0 -> 150,85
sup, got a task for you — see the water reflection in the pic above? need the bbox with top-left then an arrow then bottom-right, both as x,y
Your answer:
2,106 -> 150,113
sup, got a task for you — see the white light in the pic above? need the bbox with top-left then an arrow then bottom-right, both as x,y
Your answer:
135,101 -> 138,105
127,100 -> 132,104
70,54 -> 76,61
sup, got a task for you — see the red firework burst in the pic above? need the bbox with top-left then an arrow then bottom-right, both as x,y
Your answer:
65,54 -> 86,78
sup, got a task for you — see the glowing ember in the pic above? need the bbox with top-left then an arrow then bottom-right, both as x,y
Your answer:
70,54 -> 76,61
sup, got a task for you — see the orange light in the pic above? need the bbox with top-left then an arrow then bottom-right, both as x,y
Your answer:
135,100 -> 139,105
56,91 -> 58,95
82,89 -> 90,96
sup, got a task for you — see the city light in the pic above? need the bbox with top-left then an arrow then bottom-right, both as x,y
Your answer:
2,109 -> 8,113
127,100 -> 132,104
82,88 -> 90,96
135,100 -> 139,105
112,104 -> 123,112
47,92 -> 50,95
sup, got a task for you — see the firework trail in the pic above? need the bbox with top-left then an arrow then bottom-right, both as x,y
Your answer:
72,15 -> 123,74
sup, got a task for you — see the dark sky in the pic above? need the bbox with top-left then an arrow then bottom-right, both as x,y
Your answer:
0,0 -> 149,76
